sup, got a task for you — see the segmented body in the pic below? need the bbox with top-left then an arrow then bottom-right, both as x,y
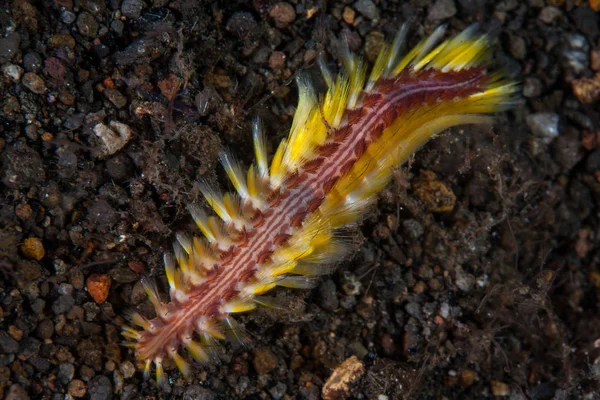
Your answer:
122,24 -> 518,386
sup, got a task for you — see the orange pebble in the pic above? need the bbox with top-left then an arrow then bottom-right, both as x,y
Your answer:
86,274 -> 111,304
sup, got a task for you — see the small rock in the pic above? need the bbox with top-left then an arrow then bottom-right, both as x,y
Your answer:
0,33 -> 21,63
93,121 -> 133,157
226,12 -> 258,39
322,356 -> 365,400
58,363 -> 75,385
21,237 -> 45,261
88,375 -> 112,400
253,347 -> 278,375
86,274 -> 111,304
23,51 -> 42,72
454,266 -> 475,292
0,333 -> 19,354
571,74 -> 600,104
61,10 -> 76,24
269,382 -> 287,400
342,7 -> 356,24
526,112 -> 560,144
427,0 -> 457,20
522,77 -> 543,98
68,379 -> 87,397
269,51 -> 286,70
52,295 -> 75,315
22,72 -> 46,94
103,88 -> 127,109
120,361 -> 136,379
509,35 -> 526,60
87,199 -> 117,232
319,279 -> 339,311
538,6 -> 562,24
2,63 -> 23,82
364,30 -> 385,63
4,384 -> 28,400
183,385 -> 216,400
36,319 -> 54,340
491,380 -> 511,396
121,0 -> 143,19
81,0 -> 106,15
8,326 -> 23,341
412,171 -> 456,212
77,12 -> 99,37
269,2 -> 296,27
354,0 -> 380,21
48,33 -> 76,49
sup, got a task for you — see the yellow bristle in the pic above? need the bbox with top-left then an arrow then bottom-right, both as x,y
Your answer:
188,205 -> 216,243
186,340 -> 210,363
198,182 -> 231,223
170,350 -> 190,376
222,299 -> 257,314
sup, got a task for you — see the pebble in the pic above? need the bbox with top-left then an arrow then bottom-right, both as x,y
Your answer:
319,279 -> 339,311
342,7 -> 356,24
354,0 -> 380,21
253,347 -> 278,375
2,63 -> 23,82
61,10 -> 76,24
48,34 -> 76,49
87,199 -> 117,232
454,266 -> 475,292
0,33 -> 21,63
77,12 -> 99,38
183,385 -> 216,400
269,2 -> 296,27
0,333 -> 19,354
81,0 -> 106,15
58,363 -> 75,385
364,30 -> 385,63
427,0 -> 457,20
491,380 -> 511,396
509,35 -> 526,60
269,382 -> 287,400
103,88 -> 127,109
87,375 -> 112,400
22,72 -> 46,94
226,11 -> 258,39
23,51 -> 43,71
269,51 -> 286,70
36,319 -> 54,340
93,121 -> 133,157
571,74 -> 600,104
21,237 -> 45,261
402,219 -> 424,241
121,0 -> 143,19
321,356 -> 365,400
120,361 -> 135,379
522,77 -> 543,98
52,295 -> 75,315
4,384 -> 28,400
68,379 -> 86,398
86,274 -> 111,304
526,112 -> 560,144
538,6 -> 563,24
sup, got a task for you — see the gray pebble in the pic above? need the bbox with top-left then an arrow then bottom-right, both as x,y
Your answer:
269,382 -> 287,400
354,0 -> 380,21
87,199 -> 117,232
23,51 -> 43,72
58,363 -> 75,385
226,11 -> 258,38
538,6 -> 562,24
0,333 -> 19,354
526,112 -> 559,144
1,142 -> 46,189
0,33 -> 21,63
405,302 -> 423,319
402,219 -> 424,241
427,0 -> 457,21
81,0 -> 106,15
454,266 -> 475,292
183,385 -> 216,400
121,0 -> 143,19
88,375 -> 113,400
61,10 -> 76,24
18,337 -> 41,360
522,77 -> 543,98
103,88 -> 127,108
77,12 -> 99,38
36,319 -> 54,340
110,20 -> 124,36
319,279 -> 339,312
52,295 -> 75,315
2,63 -> 23,82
